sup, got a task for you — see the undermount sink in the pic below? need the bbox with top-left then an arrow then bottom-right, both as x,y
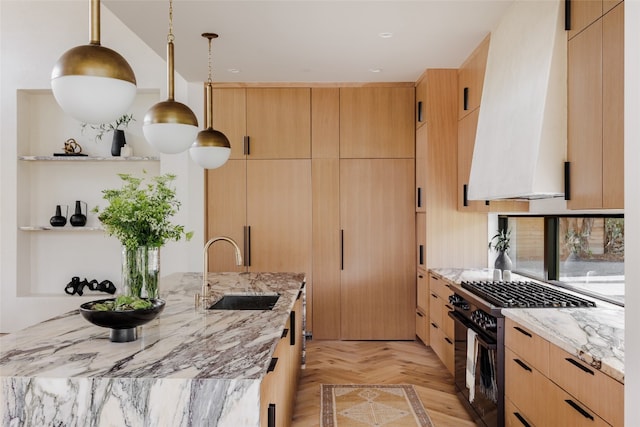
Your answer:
208,294 -> 280,311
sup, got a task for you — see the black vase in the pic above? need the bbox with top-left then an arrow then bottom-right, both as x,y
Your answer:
50,205 -> 67,227
70,200 -> 87,227
111,129 -> 126,157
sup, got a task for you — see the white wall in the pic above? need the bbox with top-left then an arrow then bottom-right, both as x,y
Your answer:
0,1 -> 204,332
624,0 -> 639,422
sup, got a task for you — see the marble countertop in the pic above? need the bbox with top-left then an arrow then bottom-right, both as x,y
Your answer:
429,268 -> 624,384
0,271 -> 306,426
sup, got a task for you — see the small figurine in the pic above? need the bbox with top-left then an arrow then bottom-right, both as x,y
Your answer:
63,138 -> 82,155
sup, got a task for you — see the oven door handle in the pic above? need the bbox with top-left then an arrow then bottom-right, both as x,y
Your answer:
448,310 -> 497,350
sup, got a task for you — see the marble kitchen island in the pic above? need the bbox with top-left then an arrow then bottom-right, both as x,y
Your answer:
0,272 -> 306,427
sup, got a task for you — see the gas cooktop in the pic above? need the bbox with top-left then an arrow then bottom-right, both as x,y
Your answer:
461,280 -> 596,308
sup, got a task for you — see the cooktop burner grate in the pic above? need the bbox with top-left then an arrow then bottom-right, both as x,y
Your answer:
461,280 -> 597,308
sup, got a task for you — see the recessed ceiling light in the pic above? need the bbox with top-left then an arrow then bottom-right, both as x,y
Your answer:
378,32 -> 393,39
227,68 -> 241,74
369,68 -> 382,73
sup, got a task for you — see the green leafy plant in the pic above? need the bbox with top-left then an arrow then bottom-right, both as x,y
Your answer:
81,114 -> 135,142
488,228 -> 511,253
93,171 -> 193,249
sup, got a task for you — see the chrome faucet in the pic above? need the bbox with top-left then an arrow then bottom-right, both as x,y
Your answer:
196,236 -> 243,308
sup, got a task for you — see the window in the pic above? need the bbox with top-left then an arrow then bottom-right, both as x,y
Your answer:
504,215 -> 624,306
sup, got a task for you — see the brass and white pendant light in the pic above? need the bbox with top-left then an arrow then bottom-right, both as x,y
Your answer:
143,0 -> 199,154
51,0 -> 137,125
190,33 -> 231,169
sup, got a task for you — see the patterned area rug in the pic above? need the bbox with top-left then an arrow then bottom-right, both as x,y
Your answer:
321,384 -> 434,427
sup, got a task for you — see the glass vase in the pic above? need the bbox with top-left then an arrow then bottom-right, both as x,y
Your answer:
122,246 -> 160,299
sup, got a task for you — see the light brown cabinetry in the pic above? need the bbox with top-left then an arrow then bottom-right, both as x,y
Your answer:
212,87 -> 311,159
206,159 -> 311,277
260,294 -> 304,427
415,73 -> 428,129
415,125 -> 427,212
428,273 -> 454,374
504,318 -> 623,426
339,86 -> 415,158
567,1 -> 624,209
340,159 -> 415,340
416,270 -> 428,344
458,35 -> 490,120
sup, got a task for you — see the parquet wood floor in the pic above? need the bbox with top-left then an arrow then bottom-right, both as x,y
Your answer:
291,340 -> 477,427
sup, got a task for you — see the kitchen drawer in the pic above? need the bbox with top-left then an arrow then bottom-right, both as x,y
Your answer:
429,292 -> 443,325
429,321 -> 454,375
442,303 -> 454,339
429,274 -> 452,298
547,379 -> 610,427
416,309 -> 428,344
548,344 -> 623,426
505,348 -> 547,426
417,270 -> 428,311
505,397 -> 536,427
505,318 -> 549,375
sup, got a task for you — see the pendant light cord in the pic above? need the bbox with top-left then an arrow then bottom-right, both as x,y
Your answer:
207,37 -> 213,84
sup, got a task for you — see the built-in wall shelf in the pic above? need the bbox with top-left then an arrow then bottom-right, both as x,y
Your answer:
18,156 -> 159,162
19,226 -> 104,232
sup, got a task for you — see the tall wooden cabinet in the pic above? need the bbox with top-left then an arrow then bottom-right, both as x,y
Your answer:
210,85 -> 416,341
340,158 -> 415,340
567,1 -> 624,209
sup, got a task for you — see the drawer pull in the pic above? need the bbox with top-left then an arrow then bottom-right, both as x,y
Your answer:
514,326 -> 532,338
281,328 -> 289,338
267,358 -> 278,372
565,357 -> 595,375
445,337 -> 453,345
417,311 -> 424,318
514,358 -> 532,372
431,293 -> 438,299
431,322 -> 439,329
445,304 -> 453,311
513,412 -> 531,427
565,399 -> 595,420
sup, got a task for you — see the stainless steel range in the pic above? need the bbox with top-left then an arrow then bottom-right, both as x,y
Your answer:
448,280 -> 596,427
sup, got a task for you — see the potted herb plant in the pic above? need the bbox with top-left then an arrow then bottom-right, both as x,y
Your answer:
488,228 -> 513,273
93,172 -> 193,298
81,114 -> 135,156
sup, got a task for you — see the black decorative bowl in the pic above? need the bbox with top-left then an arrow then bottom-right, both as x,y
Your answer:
79,298 -> 165,342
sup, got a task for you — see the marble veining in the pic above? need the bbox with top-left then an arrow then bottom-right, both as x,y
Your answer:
429,268 -> 624,383
0,271 -> 305,427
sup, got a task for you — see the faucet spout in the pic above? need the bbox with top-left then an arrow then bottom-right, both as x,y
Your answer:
198,236 -> 243,308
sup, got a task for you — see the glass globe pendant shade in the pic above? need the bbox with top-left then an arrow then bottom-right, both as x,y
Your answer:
143,100 -> 199,154
190,129 -> 231,169
50,0 -> 136,125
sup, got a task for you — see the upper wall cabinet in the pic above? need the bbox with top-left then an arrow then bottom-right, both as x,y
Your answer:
567,2 -> 624,209
212,87 -> 311,159
415,75 -> 428,129
458,35 -> 490,120
339,86 -> 415,158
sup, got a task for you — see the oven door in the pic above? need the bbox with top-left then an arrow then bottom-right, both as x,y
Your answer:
449,311 -> 499,427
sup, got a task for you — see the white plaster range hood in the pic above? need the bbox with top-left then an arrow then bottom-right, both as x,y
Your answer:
468,0 -> 567,201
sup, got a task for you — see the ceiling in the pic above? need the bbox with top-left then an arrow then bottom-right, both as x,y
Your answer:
104,0 -> 514,84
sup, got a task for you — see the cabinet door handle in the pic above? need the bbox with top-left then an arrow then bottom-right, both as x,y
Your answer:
418,274 -> 424,279
445,337 -> 453,345
419,245 -> 424,266
564,161 -> 571,200
243,135 -> 250,156
296,290 -> 302,300
340,229 -> 344,270
290,311 -> 296,346
417,187 -> 423,208
243,226 -> 252,267
513,326 -> 532,338
268,403 -> 276,427
513,412 -> 531,427
281,328 -> 289,338
564,0 -> 571,31
431,322 -> 439,329
417,101 -> 423,123
565,357 -> 595,375
267,357 -> 278,372
564,399 -> 594,421
431,293 -> 438,299
417,311 -> 424,318
463,87 -> 469,110
445,304 -> 453,311
463,184 -> 469,207
513,358 -> 532,372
